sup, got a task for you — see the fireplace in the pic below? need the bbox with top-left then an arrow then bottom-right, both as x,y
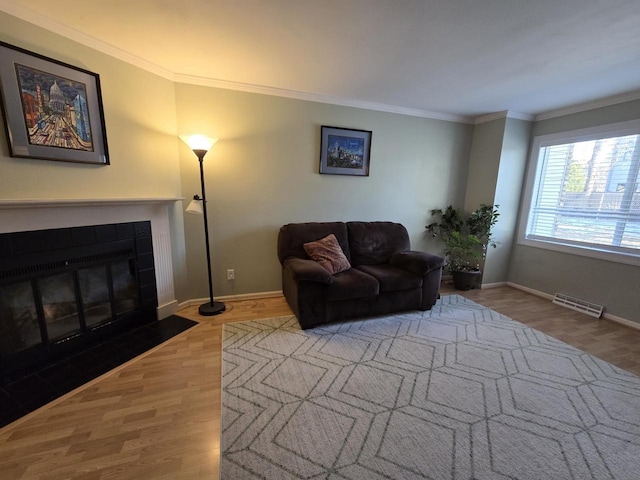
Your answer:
0,221 -> 158,380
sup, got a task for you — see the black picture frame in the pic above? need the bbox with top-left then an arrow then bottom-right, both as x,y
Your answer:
319,126 -> 372,176
0,41 -> 109,165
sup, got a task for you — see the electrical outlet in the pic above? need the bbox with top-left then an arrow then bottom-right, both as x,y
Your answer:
227,269 -> 235,280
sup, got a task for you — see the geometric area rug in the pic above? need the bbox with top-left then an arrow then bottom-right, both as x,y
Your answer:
221,295 -> 640,479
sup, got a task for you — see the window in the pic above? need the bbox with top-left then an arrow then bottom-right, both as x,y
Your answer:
519,120 -> 640,264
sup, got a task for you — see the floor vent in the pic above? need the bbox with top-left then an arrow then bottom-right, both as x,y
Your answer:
552,293 -> 604,318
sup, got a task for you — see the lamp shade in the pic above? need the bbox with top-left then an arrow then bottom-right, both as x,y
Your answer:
179,134 -> 219,152
186,197 -> 203,214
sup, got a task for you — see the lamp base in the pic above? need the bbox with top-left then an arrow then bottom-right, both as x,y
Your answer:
198,301 -> 226,316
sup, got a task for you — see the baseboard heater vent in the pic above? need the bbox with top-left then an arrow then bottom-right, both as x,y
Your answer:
552,293 -> 603,318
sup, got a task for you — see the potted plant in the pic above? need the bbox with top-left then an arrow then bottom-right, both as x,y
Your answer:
467,203 -> 500,260
426,204 -> 499,290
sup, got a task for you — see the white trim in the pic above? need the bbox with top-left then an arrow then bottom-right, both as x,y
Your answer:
507,282 -> 640,331
474,112 -> 507,124
177,291 -> 283,310
507,281 -> 555,300
0,4 -> 474,124
4,2 -> 637,126
517,119 -> 640,266
518,237 -> 640,267
533,119 -> 640,145
0,197 -> 183,208
217,290 -> 283,302
535,90 -> 640,121
0,1 -> 174,81
604,311 -> 640,331
0,3 -> 472,124
508,112 -> 536,122
174,74 -> 473,123
157,300 -> 179,319
480,281 -> 508,289
474,110 -> 534,125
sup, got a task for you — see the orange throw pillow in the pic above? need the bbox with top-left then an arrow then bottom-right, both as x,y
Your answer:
303,234 -> 351,275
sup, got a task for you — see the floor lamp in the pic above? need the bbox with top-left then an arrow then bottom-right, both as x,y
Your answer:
180,134 -> 226,316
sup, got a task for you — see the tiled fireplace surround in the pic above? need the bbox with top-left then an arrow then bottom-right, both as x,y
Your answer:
0,197 -> 180,320
0,197 -> 194,426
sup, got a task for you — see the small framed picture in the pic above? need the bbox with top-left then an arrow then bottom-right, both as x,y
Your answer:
0,41 -> 109,165
319,126 -> 372,176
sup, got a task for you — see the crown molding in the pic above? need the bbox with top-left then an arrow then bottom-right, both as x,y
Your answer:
534,89 -> 640,121
7,3 -> 636,126
474,110 -> 534,125
0,3 -> 473,124
506,111 -> 536,122
0,1 -> 175,81
174,73 -> 474,123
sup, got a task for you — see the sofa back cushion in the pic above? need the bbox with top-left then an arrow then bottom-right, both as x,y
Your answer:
278,222 -> 350,264
347,221 -> 410,265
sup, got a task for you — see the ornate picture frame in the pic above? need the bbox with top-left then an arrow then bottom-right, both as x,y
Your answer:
0,41 -> 109,165
319,126 -> 372,176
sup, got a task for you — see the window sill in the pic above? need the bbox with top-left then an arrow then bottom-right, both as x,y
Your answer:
517,237 -> 640,267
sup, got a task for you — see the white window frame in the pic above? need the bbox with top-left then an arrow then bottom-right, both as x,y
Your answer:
518,119 -> 640,266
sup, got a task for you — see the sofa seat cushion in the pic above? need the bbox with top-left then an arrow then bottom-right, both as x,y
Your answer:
355,264 -> 423,293
325,268 -> 379,302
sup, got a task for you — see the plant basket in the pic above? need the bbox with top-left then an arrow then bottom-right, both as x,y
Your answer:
452,270 -> 482,291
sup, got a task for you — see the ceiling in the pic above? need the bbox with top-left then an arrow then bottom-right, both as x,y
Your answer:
3,0 -> 640,121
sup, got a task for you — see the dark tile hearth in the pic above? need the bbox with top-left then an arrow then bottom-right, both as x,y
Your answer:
0,314 -> 197,429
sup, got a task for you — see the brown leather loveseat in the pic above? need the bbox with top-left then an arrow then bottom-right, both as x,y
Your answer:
277,221 -> 445,329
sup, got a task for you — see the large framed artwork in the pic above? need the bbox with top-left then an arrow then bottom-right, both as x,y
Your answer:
319,126 -> 372,176
0,41 -> 109,165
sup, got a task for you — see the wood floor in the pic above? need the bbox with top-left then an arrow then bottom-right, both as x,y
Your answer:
1,285 -> 639,479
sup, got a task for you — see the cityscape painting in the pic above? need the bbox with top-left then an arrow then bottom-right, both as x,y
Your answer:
319,126 -> 372,176
327,134 -> 365,169
0,41 -> 109,164
16,65 -> 93,152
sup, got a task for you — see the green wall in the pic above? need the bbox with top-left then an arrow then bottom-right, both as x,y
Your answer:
508,100 -> 640,324
484,118 -> 531,284
462,116 -> 531,285
0,12 -> 189,301
7,9 -> 636,325
175,84 -> 473,298
0,10 -> 474,305
0,12 -> 181,201
464,118 -> 505,211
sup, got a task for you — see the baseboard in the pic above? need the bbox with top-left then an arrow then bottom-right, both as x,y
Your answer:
506,282 -> 555,301
157,300 -> 179,319
507,281 -> 640,331
602,312 -> 640,331
480,282 -> 508,289
441,277 -> 506,290
177,290 -> 284,310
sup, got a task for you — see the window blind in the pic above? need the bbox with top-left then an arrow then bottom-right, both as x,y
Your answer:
526,133 -> 640,254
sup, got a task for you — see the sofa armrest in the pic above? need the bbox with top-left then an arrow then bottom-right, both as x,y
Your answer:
283,257 -> 334,285
390,251 -> 445,276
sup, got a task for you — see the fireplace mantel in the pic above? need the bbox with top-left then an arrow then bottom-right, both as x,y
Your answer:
0,197 -> 183,318
0,197 -> 183,208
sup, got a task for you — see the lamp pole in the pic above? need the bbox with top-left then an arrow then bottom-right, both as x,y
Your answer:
180,134 -> 226,317
194,149 -> 223,315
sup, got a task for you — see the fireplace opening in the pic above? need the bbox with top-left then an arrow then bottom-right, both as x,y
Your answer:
0,222 -> 158,382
